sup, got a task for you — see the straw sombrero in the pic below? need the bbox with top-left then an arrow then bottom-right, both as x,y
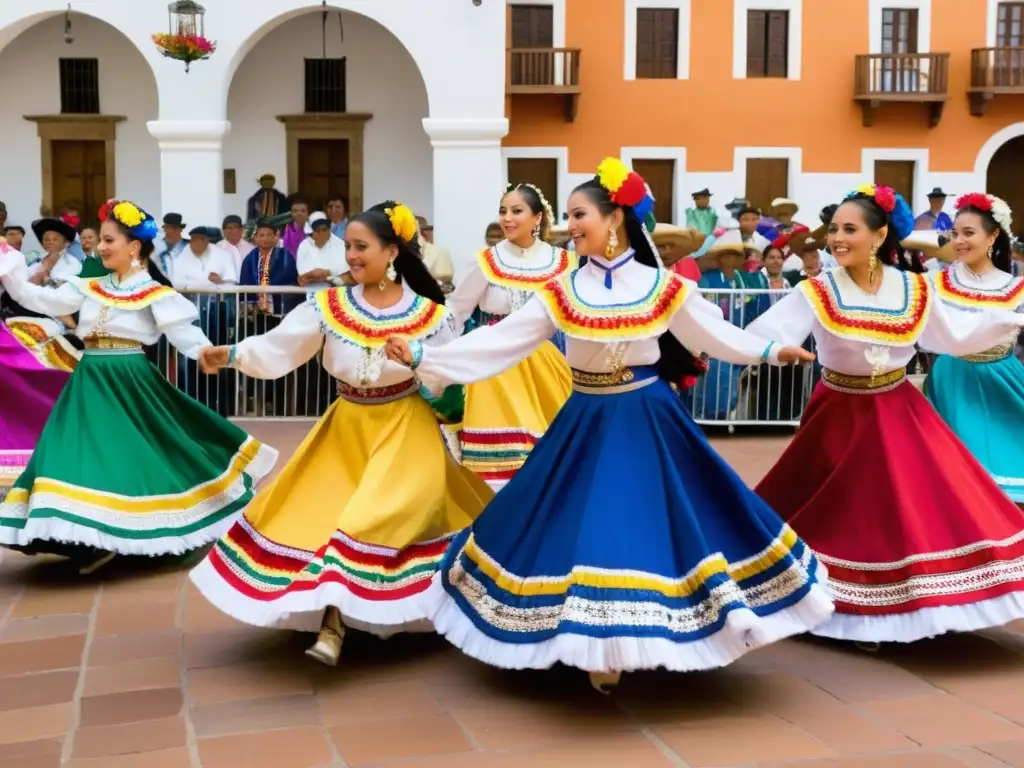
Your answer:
706,228 -> 748,255
650,224 -> 706,254
900,231 -> 955,263
786,227 -> 826,255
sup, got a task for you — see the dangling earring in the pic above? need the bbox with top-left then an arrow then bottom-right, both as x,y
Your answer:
605,228 -> 619,258
988,244 -> 995,260
868,244 -> 879,284
130,258 -> 140,268
532,220 -> 541,239
380,258 -> 396,290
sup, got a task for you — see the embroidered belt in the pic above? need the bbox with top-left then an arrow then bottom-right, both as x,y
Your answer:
336,378 -> 419,405
83,336 -> 143,353
960,344 -> 1014,363
822,367 -> 906,395
571,365 -> 659,395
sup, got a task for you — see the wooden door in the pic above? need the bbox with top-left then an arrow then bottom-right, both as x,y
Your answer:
510,5 -> 554,86
874,160 -> 915,208
298,139 -> 350,212
51,139 -> 105,226
507,157 -> 559,219
881,8 -> 919,92
988,138 -> 1024,236
995,3 -> 1024,86
745,158 -> 788,214
631,159 -> 675,223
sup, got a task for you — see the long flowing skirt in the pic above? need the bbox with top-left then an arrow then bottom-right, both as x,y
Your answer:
190,389 -> 494,636
756,376 -> 1024,643
459,340 -> 571,490
0,321 -> 76,498
0,348 -> 277,555
925,351 -> 1024,501
426,369 -> 834,673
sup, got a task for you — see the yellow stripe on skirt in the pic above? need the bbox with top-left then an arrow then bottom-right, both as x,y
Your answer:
190,389 -> 494,634
460,340 -> 571,490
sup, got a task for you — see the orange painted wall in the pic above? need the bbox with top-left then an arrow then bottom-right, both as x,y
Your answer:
504,0 -> 1024,174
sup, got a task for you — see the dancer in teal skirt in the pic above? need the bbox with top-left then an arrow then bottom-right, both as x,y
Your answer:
924,193 -> 1024,502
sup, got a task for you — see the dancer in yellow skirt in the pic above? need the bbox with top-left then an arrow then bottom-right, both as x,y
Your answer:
446,183 -> 573,489
190,202 -> 493,667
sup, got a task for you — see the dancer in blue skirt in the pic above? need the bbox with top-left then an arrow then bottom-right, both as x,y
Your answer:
924,193 -> 1024,502
385,159 -> 834,692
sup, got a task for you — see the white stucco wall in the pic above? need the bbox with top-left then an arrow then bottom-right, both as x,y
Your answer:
223,11 -> 431,221
0,14 -> 159,248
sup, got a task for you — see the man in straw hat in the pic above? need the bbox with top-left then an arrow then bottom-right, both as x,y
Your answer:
651,224 -> 705,280
770,197 -> 804,236
685,189 -> 718,236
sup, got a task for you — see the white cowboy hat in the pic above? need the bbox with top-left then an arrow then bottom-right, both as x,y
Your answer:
706,228 -> 747,255
304,211 -> 328,235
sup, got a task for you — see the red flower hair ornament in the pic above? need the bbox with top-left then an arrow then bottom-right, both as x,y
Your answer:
955,193 -> 993,213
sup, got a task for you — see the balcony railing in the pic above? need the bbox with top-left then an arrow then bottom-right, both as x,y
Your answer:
853,52 -> 950,127
969,47 -> 1024,115
506,47 -> 581,122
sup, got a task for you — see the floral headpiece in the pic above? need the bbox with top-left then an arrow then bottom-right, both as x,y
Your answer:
98,199 -> 159,241
955,192 -> 1013,234
504,183 -> 555,231
384,202 -> 418,243
596,157 -> 657,233
844,183 -> 915,241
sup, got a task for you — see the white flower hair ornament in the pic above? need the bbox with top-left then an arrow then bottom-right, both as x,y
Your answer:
955,193 -> 1013,235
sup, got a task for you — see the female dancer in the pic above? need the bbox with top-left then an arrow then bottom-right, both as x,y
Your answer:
749,185 -> 1024,648
446,184 -> 573,489
385,159 -> 833,692
190,202 -> 493,668
924,193 -> 1024,502
0,200 -> 276,574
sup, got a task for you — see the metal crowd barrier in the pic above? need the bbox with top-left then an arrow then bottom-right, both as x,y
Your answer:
160,286 -> 937,429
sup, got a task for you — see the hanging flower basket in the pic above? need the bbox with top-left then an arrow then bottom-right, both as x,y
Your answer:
152,33 -> 216,72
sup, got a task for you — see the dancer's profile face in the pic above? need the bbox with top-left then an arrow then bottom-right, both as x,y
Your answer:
499,190 -> 542,247
566,190 -> 623,258
344,220 -> 398,286
827,202 -> 886,269
952,212 -> 996,269
97,220 -> 139,273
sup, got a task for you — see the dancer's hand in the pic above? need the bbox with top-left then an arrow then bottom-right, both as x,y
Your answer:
776,346 -> 815,364
200,346 -> 230,374
385,338 -> 413,366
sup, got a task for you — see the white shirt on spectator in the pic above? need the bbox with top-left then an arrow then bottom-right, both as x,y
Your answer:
27,251 -> 82,285
217,238 -> 255,274
170,246 -> 237,291
296,234 -> 347,288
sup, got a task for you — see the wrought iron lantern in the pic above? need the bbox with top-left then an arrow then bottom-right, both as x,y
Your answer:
153,1 -> 216,73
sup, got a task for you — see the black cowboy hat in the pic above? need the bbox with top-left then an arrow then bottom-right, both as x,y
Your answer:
691,188 -> 712,198
926,187 -> 949,199
163,212 -> 185,228
31,217 -> 77,243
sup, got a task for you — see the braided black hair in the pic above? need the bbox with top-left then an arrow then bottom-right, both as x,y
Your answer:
955,205 -> 1013,273
349,203 -> 445,305
572,179 -> 705,382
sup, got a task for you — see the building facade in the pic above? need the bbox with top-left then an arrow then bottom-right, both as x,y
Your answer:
2,0 -> 1023,269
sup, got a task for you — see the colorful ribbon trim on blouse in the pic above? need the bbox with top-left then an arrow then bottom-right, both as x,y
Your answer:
935,269 -> 1024,310
313,287 -> 447,347
800,271 -> 931,345
76,277 -> 176,309
476,246 -> 573,290
534,268 -> 688,341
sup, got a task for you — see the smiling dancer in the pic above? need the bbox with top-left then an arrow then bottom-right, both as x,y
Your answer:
749,184 -> 1024,649
0,200 -> 276,574
190,202 -> 492,668
924,193 -> 1024,503
385,159 -> 833,693
445,184 -> 573,489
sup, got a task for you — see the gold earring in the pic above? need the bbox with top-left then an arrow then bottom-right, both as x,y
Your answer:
605,228 -> 618,258
988,245 -> 995,260
868,245 -> 879,284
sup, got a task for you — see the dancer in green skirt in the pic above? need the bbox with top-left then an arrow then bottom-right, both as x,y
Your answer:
0,200 -> 278,574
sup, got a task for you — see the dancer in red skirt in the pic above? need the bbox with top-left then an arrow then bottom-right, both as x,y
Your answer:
748,184 -> 1024,649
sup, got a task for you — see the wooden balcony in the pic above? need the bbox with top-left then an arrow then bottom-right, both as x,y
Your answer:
853,53 -> 950,128
969,47 -> 1024,116
506,47 -> 581,122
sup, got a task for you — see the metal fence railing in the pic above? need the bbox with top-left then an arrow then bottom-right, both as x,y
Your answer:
141,286 -> 938,428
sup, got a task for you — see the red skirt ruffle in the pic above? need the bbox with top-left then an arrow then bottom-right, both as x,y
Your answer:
756,379 -> 1024,636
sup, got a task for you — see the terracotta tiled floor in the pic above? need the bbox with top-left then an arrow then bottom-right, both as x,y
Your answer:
2,422 -> 1024,767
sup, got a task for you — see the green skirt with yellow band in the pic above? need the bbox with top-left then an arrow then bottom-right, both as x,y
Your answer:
0,346 -> 278,556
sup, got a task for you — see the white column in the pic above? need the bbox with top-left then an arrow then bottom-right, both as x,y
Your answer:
422,117 -> 509,272
146,120 -> 230,226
